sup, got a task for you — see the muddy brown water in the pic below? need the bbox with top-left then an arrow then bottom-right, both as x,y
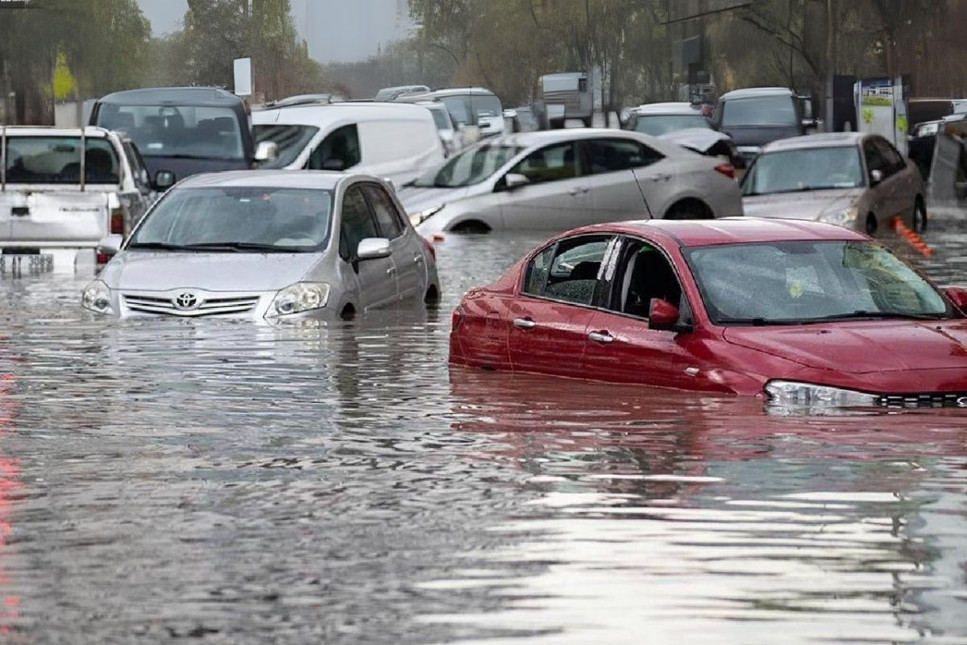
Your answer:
0,213 -> 966,643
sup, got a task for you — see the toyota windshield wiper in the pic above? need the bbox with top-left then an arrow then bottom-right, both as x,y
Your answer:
181,242 -> 295,253
126,241 -> 196,251
809,310 -> 947,321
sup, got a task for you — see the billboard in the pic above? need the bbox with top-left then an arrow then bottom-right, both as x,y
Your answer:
668,0 -> 752,23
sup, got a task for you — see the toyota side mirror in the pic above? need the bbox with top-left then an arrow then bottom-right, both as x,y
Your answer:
357,237 -> 391,261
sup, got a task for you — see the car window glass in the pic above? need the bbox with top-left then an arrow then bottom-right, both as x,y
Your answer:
613,239 -> 684,319
339,186 -> 378,260
123,141 -> 150,187
254,124 -> 319,169
511,142 -> 579,184
95,104 -> 245,161
362,184 -> 405,239
308,124 -> 361,171
522,235 -> 611,306
874,138 -> 904,173
721,96 -> 797,127
2,136 -> 119,184
584,139 -> 663,174
863,140 -> 887,176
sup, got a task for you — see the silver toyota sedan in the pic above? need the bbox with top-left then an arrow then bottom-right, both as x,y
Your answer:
81,170 -> 440,321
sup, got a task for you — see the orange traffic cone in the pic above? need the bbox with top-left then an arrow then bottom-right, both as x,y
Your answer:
893,216 -> 934,257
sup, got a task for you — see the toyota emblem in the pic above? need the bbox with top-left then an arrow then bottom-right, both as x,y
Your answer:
174,292 -> 199,310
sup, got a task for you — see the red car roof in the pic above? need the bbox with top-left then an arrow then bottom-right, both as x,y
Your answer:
571,217 -> 870,248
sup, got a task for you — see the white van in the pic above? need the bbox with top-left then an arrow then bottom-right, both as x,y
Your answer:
395,88 -> 505,138
252,103 -> 445,186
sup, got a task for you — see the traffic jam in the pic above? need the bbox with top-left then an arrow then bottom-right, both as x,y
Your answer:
2,81 -> 967,412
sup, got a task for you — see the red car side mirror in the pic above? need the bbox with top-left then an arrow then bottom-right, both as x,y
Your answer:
944,286 -> 967,312
649,298 -> 685,331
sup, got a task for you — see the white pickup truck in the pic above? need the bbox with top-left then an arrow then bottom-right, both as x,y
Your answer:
0,126 -> 156,276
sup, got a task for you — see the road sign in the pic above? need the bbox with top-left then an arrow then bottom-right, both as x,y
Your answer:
667,0 -> 752,23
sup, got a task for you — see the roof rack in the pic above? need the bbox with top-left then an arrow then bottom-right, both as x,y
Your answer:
263,93 -> 346,109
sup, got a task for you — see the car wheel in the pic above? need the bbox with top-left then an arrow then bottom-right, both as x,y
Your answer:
913,197 -> 928,233
665,200 -> 711,220
865,213 -> 878,235
450,220 -> 491,234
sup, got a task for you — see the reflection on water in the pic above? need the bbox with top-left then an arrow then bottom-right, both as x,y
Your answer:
0,219 -> 963,643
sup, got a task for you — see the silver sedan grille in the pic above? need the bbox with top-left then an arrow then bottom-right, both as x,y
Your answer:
122,292 -> 261,317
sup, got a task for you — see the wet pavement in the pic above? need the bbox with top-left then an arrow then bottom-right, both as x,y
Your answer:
0,210 -> 966,643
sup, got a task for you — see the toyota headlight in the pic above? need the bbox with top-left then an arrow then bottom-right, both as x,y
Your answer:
765,380 -> 879,407
409,205 -> 444,227
819,205 -> 858,228
81,280 -> 113,315
267,282 -> 331,318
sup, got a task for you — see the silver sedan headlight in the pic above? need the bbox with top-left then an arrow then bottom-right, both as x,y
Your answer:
81,280 -> 113,315
266,282 -> 331,318
765,380 -> 879,407
819,205 -> 858,227
409,205 -> 444,227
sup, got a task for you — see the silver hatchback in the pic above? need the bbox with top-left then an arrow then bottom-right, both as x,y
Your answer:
82,170 -> 440,321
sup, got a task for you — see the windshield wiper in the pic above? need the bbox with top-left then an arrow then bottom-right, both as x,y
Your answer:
126,241 -> 196,251
715,317 -> 782,326
182,242 -> 296,253
809,310 -> 947,321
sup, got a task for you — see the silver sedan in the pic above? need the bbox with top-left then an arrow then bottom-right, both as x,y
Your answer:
81,170 -> 440,321
399,128 -> 743,235
741,132 -> 926,235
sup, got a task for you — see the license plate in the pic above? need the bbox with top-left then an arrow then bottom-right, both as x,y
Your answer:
0,254 -> 54,276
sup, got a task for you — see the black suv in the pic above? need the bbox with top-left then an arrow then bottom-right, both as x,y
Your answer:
709,87 -> 814,166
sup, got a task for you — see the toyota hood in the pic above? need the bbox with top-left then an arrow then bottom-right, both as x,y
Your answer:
724,320 -> 967,375
102,251 -> 321,292
742,189 -> 862,220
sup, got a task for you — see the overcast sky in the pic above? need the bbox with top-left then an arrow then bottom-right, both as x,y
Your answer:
135,0 -> 413,63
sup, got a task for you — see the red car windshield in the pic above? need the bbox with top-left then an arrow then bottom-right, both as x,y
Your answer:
686,240 -> 952,325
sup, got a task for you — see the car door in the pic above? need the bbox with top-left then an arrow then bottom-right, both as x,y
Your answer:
874,137 -> 919,223
862,137 -> 906,229
582,236 -> 702,389
361,182 -> 425,303
582,137 -> 664,222
339,184 -> 398,311
498,141 -> 592,229
506,234 -> 616,377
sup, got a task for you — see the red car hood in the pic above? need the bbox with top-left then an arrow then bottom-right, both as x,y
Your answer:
724,319 -> 967,374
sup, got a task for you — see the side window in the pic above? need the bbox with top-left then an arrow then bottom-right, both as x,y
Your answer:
874,138 -> 904,174
584,139 -> 663,174
123,141 -> 150,187
339,186 -> 378,260
863,140 -> 887,177
613,239 -> 684,319
362,183 -> 405,239
308,124 -> 361,171
522,235 -> 612,306
510,142 -> 579,184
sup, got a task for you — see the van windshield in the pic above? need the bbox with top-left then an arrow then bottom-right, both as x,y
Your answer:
94,104 -> 245,161
253,124 -> 320,169
722,96 -> 797,127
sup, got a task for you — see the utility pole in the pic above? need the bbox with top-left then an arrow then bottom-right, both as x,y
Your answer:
825,0 -> 836,129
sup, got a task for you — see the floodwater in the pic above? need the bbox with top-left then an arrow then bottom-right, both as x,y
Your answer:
0,213 -> 966,644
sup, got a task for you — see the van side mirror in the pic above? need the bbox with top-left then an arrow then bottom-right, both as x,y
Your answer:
154,170 -> 176,191
255,140 -> 278,162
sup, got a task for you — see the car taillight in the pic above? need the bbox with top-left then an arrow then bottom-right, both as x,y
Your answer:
110,208 -> 125,235
714,163 -> 736,179
96,252 -> 110,266
422,235 -> 436,261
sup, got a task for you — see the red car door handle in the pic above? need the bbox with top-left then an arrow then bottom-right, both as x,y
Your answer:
588,331 -> 615,344
513,317 -> 537,330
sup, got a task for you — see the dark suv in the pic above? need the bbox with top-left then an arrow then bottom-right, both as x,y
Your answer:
710,87 -> 813,166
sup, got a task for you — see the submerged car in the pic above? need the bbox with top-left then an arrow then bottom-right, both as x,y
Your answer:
450,218 -> 967,407
741,132 -> 926,235
400,129 -> 742,235
82,171 -> 440,321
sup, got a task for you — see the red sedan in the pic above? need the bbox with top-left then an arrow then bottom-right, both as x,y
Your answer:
450,218 -> 967,407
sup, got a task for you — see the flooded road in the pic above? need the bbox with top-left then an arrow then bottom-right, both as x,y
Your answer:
1,213 -> 967,643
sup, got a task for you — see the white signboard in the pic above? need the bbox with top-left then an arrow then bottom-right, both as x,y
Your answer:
233,58 -> 253,97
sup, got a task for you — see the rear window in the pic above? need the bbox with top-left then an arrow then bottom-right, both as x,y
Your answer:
722,96 -> 797,127
2,136 -> 119,184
